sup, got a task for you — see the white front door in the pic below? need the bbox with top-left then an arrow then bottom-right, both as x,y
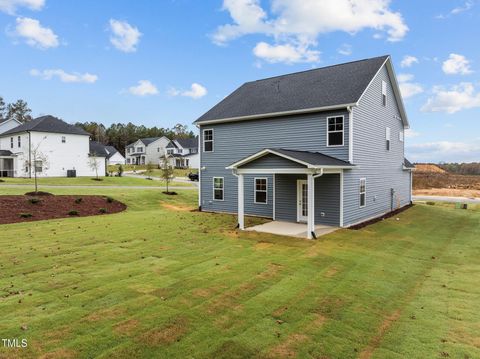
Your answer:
297,180 -> 308,222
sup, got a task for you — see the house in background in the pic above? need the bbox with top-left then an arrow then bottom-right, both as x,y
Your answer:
0,118 -> 22,135
104,146 -> 125,165
195,55 -> 415,238
0,115 -> 105,178
166,137 -> 199,169
125,136 -> 170,165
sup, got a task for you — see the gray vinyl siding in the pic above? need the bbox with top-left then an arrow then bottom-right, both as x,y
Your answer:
343,65 -> 411,226
274,174 -> 340,226
239,153 -> 307,169
200,110 -> 349,216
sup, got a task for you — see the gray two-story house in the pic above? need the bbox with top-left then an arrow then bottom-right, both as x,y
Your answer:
194,55 -> 415,239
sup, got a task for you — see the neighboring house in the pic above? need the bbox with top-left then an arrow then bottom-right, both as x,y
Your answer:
125,136 -> 170,165
105,146 -> 125,165
166,137 -> 199,169
0,118 -> 22,135
0,115 -> 105,178
194,55 -> 415,239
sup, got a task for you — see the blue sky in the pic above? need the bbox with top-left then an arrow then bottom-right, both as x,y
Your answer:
0,0 -> 479,162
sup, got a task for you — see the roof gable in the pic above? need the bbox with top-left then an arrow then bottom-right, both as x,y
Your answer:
1,115 -> 90,136
195,55 -> 389,125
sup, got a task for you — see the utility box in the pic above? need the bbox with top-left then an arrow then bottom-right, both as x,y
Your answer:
67,169 -> 77,178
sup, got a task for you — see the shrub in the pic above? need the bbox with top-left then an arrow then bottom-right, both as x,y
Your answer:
426,201 -> 435,206
106,197 -> 114,203
19,213 -> 32,218
117,165 -> 124,177
28,198 -> 41,204
0,179 -> 4,182
91,178 -> 103,182
99,208 -> 107,214
74,197 -> 83,204
68,210 -> 79,216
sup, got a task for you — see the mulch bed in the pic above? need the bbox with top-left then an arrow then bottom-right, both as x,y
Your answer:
0,195 -> 127,224
349,203 -> 414,230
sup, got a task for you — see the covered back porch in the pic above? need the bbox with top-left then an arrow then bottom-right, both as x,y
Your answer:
228,148 -> 354,239
0,151 -> 16,178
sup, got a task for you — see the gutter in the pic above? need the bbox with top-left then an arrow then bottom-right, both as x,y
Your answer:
27,131 -> 31,178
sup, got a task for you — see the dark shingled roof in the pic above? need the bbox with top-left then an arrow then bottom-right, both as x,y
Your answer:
231,148 -> 354,168
195,55 -> 389,123
1,115 -> 90,136
105,146 -> 121,159
0,150 -> 14,156
404,158 -> 415,169
89,141 -> 108,157
175,137 -> 198,149
126,137 -> 161,148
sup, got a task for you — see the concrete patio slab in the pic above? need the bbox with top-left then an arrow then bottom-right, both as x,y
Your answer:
246,220 -> 338,238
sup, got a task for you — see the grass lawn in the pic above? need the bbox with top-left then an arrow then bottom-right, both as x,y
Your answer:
0,187 -> 479,358
107,165 -> 197,178
0,176 -> 195,187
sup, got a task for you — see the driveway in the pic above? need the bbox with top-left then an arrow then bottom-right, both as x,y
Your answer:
413,195 -> 480,204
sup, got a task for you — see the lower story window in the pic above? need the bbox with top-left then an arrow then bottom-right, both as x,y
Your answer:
35,160 -> 43,173
359,178 -> 366,207
254,178 -> 267,204
213,177 -> 224,200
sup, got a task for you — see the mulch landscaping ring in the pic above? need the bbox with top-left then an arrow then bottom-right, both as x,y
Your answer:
0,195 -> 127,224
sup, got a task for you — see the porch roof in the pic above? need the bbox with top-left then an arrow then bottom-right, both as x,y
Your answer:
0,150 -> 14,157
227,148 -> 354,170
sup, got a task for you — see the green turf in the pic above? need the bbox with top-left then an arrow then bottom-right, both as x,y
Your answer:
0,176 -> 194,187
0,187 -> 478,359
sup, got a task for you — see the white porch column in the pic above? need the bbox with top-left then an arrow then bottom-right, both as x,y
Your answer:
307,173 -> 315,239
238,173 -> 245,230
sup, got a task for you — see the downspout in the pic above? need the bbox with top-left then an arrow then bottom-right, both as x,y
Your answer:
27,131 -> 31,178
197,125 -> 202,211
347,106 -> 353,164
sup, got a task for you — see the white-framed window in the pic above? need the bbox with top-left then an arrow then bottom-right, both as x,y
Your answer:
157,147 -> 160,152
127,158 -> 130,164
386,127 -> 391,151
382,80 -> 387,106
327,116 -> 344,146
17,136 -> 21,147
35,160 -> 43,173
254,178 -> 268,204
213,177 -> 224,201
359,178 -> 366,207
137,147 -> 143,153
203,129 -> 214,152
10,137 -> 13,149
61,136 -> 66,143
399,129 -> 404,142
167,149 -> 174,154
128,148 -> 131,154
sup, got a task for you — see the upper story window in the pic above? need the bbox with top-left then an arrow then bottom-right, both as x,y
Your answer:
382,80 -> 387,106
17,136 -> 21,147
327,116 -> 344,146
386,127 -> 391,151
254,178 -> 268,204
157,147 -> 160,152
167,149 -> 174,154
191,148 -> 197,154
359,178 -> 366,207
61,136 -> 66,143
399,130 -> 404,142
178,148 -> 183,154
213,177 -> 224,201
203,129 -> 214,152
10,137 -> 13,149
137,147 -> 143,153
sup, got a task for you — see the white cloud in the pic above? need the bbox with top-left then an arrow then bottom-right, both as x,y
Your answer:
397,73 -> 423,99
337,43 -> 352,56
442,53 -> 473,75
168,83 -> 207,99
405,129 -> 420,138
253,41 -> 320,64
129,80 -> 158,96
407,141 -> 480,163
109,19 -> 141,53
0,0 -> 44,15
14,17 -> 58,49
400,55 -> 418,68
436,1 -> 474,19
30,68 -> 98,83
213,0 -> 408,64
421,82 -> 480,114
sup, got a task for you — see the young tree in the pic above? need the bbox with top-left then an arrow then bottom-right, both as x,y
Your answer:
117,164 -> 124,177
160,155 -> 174,193
88,153 -> 102,180
6,100 -> 33,123
26,139 -> 49,193
144,161 -> 155,179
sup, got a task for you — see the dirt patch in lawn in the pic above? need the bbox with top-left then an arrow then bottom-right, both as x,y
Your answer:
85,307 -> 125,322
414,188 -> 480,199
0,195 -> 126,224
268,333 -> 309,358
114,319 -> 140,336
39,348 -> 77,359
140,316 -> 189,346
255,241 -> 274,250
162,203 -> 194,212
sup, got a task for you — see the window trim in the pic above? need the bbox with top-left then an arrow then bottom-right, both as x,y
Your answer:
34,160 -> 43,173
254,177 -> 268,205
359,178 -> 366,208
203,128 -> 214,153
382,80 -> 387,107
399,129 -> 404,142
17,136 -> 21,148
213,176 -> 224,201
326,115 -> 344,147
61,136 -> 66,143
386,127 -> 391,151
10,137 -> 13,149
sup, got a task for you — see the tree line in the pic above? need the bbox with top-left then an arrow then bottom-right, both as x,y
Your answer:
438,162 -> 480,176
0,96 -> 33,123
74,122 -> 195,156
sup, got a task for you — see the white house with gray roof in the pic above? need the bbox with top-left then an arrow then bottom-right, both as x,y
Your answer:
0,115 -> 106,178
125,136 -> 170,165
166,137 -> 199,169
194,55 -> 415,238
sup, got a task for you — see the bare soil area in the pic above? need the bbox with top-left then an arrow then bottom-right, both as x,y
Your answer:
0,195 -> 126,224
413,188 -> 480,199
